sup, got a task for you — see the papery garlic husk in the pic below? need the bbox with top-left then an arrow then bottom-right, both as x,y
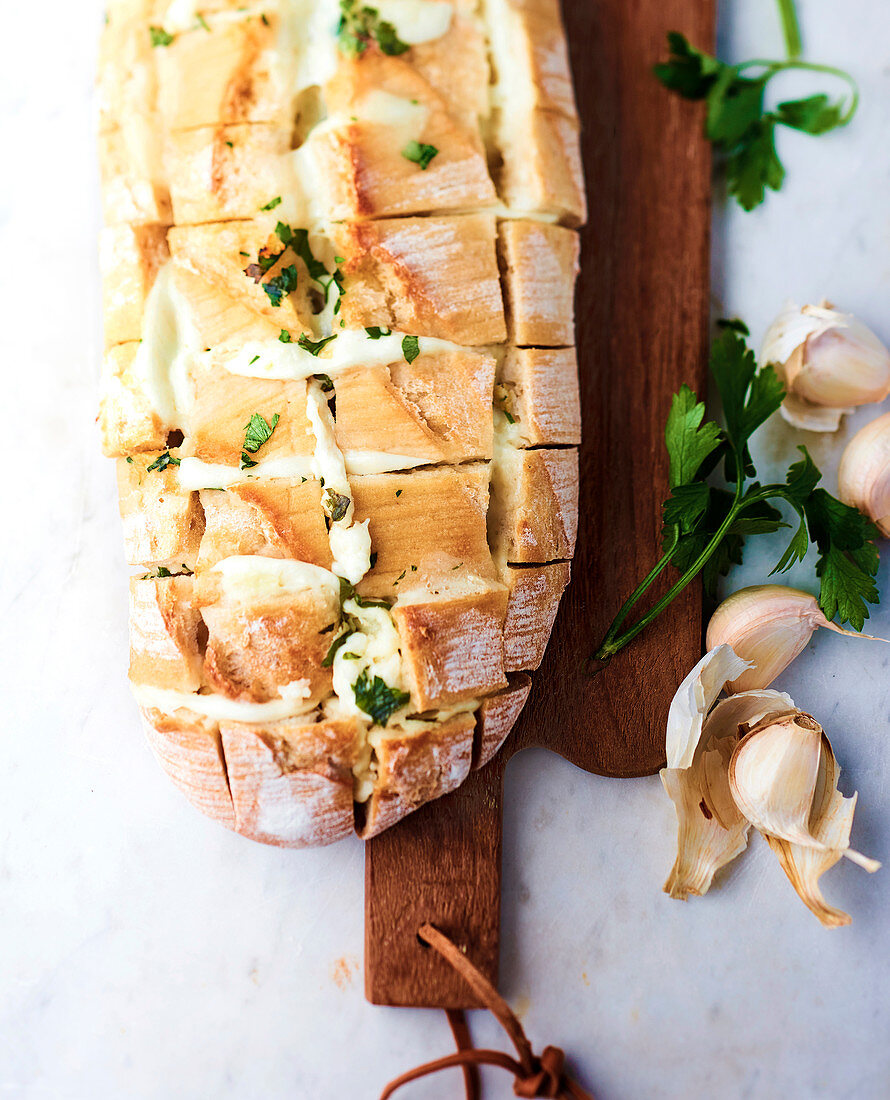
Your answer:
706,585 -> 884,693
665,645 -> 751,770
838,410 -> 890,537
728,711 -> 880,926
762,302 -> 890,432
661,681 -> 793,901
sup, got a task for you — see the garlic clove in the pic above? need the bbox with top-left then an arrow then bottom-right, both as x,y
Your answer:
838,410 -> 890,537
661,688 -> 792,899
728,711 -> 879,872
766,737 -> 878,926
762,302 -> 890,428
779,391 -> 853,433
706,584 -> 886,693
665,645 -> 752,770
661,761 -> 750,900
698,689 -> 794,825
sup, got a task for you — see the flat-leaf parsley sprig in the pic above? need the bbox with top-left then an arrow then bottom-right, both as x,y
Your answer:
593,323 -> 881,662
654,0 -> 859,210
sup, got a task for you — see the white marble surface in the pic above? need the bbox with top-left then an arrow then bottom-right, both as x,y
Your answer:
2,1 -> 890,1097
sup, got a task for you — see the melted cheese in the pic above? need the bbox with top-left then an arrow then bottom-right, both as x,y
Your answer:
210,555 -> 340,606
177,456 -> 315,489
374,0 -> 453,43
306,379 -> 373,584
134,685 -> 317,723
222,329 -> 463,381
133,262 -> 200,426
332,599 -> 408,720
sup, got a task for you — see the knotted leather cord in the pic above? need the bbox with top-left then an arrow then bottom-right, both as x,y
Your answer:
379,923 -> 594,1100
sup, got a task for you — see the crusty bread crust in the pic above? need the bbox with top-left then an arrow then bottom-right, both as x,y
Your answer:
141,706 -> 236,830
474,674 -> 533,769
99,0 -> 585,845
359,714 -> 476,838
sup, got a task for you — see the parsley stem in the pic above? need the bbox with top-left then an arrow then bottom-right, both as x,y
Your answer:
594,455 -> 745,662
735,59 -> 859,125
775,0 -> 802,60
594,532 -> 679,657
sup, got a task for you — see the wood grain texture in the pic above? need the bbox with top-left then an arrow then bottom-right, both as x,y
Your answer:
365,0 -> 715,1007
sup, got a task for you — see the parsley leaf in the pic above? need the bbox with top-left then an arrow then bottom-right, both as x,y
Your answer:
323,488 -> 351,522
352,669 -> 410,726
402,141 -> 439,169
653,29 -> 858,210
594,322 -> 882,660
146,451 -> 181,473
402,334 -> 420,364
726,116 -> 786,211
279,329 -> 292,343
149,25 -> 174,46
261,196 -> 282,211
337,0 -> 408,57
298,333 -> 337,356
665,383 -> 723,489
262,264 -> 298,307
323,629 -> 357,667
806,489 -> 880,630
775,94 -> 844,135
241,412 -> 280,467
365,326 -> 392,339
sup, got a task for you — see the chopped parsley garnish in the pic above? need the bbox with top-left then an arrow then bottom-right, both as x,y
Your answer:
352,669 -> 410,726
323,629 -> 357,667
240,412 -> 280,469
402,334 -> 420,364
323,488 -> 351,522
279,329 -> 292,343
653,20 -> 859,211
336,0 -> 409,57
248,354 -> 260,365
298,333 -> 337,356
313,373 -> 335,392
335,256 -> 346,264
338,577 -> 391,609
125,456 -> 134,464
594,324 -> 881,661
401,141 -> 439,170
365,326 -> 392,339
261,196 -> 282,211
146,451 -> 181,473
197,13 -> 210,31
275,222 -> 343,304
262,264 -> 298,307
149,25 -> 175,46
395,489 -> 402,497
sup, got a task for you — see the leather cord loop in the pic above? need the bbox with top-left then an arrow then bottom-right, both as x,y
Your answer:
379,923 -> 594,1100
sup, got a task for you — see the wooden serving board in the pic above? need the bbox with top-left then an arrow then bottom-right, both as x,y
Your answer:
365,0 -> 715,1008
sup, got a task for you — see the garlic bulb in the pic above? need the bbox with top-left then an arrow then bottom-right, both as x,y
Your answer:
663,651 -> 878,924
762,302 -> 890,432
706,585 -> 883,693
728,710 -> 879,926
838,411 -> 890,536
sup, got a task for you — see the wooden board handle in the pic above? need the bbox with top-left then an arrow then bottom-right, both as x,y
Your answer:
364,757 -> 505,1008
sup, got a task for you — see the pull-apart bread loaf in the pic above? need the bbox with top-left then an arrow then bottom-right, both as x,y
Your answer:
98,0 -> 585,846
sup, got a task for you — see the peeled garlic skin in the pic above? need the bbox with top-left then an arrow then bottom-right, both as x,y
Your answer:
838,411 -> 890,537
785,317 -> 890,408
706,586 -> 830,693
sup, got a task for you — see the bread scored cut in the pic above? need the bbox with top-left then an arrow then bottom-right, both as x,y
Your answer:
99,0 -> 584,846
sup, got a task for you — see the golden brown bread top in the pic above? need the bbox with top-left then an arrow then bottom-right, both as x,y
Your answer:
100,0 -> 584,844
